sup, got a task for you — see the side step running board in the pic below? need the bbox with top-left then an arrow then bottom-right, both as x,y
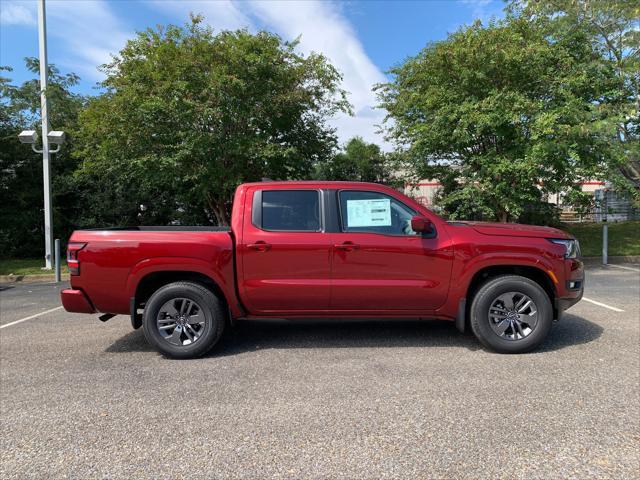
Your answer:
99,313 -> 116,323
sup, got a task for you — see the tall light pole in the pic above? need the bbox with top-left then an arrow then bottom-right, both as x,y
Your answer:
18,1 -> 64,270
38,0 -> 53,269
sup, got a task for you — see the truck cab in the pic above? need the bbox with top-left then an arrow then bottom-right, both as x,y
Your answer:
236,182 -> 453,314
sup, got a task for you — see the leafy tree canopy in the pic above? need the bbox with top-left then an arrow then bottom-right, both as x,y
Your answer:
377,14 -> 626,221
0,61 -> 85,258
510,0 -> 640,196
314,136 -> 399,186
76,16 -> 351,225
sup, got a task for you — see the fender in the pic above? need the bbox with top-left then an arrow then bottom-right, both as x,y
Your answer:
126,256 -> 243,317
459,252 -> 557,289
437,251 -> 560,319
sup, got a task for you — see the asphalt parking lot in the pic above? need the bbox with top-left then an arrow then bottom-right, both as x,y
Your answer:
1,264 -> 639,479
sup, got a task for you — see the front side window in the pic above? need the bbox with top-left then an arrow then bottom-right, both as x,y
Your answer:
339,190 -> 418,235
261,190 -> 320,231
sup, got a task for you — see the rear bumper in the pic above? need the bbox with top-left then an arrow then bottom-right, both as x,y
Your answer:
60,289 -> 96,314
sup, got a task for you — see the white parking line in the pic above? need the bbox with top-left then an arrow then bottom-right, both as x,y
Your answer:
0,306 -> 63,329
582,297 -> 624,313
606,264 -> 640,273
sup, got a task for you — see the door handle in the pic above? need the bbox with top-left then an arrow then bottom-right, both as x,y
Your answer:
248,241 -> 271,252
334,242 -> 360,251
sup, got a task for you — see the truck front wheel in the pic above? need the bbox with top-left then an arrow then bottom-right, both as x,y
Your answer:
470,275 -> 553,354
142,281 -> 226,359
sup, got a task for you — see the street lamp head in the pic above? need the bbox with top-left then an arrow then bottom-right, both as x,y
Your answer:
47,130 -> 66,145
18,130 -> 38,144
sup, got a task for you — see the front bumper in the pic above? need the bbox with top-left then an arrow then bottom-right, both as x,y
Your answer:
554,283 -> 584,320
60,289 -> 95,313
553,257 -> 585,320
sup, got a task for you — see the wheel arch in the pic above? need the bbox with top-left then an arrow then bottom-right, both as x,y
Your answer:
134,271 -> 228,310
460,264 -> 558,332
126,256 -> 243,320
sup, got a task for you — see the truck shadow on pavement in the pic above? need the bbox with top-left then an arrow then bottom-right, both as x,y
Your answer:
106,313 -> 602,357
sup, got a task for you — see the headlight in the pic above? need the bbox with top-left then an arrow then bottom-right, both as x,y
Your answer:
549,239 -> 580,259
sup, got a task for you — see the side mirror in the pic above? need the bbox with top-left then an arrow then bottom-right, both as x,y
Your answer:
411,215 -> 434,234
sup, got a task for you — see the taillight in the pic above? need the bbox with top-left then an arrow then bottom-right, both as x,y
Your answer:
67,243 -> 86,275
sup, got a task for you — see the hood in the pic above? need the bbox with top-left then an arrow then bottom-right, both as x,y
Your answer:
451,221 -> 572,239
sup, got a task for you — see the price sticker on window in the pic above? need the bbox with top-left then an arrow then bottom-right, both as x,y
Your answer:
346,198 -> 392,227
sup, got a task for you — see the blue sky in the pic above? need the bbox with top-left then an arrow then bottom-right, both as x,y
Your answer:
1,0 -> 504,146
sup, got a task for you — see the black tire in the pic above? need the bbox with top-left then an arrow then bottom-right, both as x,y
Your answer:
470,275 -> 552,354
143,281 -> 226,359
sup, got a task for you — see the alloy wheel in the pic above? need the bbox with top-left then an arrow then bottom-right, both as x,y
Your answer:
156,297 -> 206,346
488,291 -> 538,341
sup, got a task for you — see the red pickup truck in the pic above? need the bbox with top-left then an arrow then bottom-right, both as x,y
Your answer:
61,181 -> 584,358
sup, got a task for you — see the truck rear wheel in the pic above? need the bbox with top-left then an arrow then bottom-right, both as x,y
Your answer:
470,275 -> 553,354
142,281 -> 226,359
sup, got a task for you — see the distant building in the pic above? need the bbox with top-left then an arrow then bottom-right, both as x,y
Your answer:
404,181 -> 441,208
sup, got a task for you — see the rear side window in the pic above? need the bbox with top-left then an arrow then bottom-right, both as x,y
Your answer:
260,190 -> 321,231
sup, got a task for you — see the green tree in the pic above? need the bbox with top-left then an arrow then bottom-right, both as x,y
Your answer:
76,17 -> 351,225
377,16 -> 623,222
314,136 -> 398,185
511,0 -> 640,197
0,61 -> 85,258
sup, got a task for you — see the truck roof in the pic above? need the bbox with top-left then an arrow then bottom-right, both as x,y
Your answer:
239,180 -> 392,189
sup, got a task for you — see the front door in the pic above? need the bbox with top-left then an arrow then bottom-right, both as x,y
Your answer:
239,188 -> 332,314
330,190 -> 453,311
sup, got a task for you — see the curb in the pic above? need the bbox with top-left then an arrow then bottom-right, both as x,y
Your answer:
0,273 -> 69,284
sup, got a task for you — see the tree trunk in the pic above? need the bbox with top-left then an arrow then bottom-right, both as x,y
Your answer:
205,193 -> 230,226
213,203 -> 229,226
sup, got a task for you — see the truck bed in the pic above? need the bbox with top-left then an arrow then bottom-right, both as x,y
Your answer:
67,228 -> 236,315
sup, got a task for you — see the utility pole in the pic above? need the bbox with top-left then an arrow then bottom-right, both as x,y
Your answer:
38,0 -> 53,269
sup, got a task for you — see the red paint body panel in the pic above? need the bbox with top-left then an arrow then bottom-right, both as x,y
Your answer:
458,221 -> 572,239
60,181 -> 583,322
65,230 -> 239,316
60,289 -> 95,313
329,231 -> 453,310
239,185 -> 332,312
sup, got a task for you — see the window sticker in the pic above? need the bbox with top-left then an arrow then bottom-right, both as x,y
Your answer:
346,198 -> 392,227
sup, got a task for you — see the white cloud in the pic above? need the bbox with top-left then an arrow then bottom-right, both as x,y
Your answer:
247,0 -> 388,148
1,1 -> 132,80
0,1 -> 37,26
46,0 -> 131,79
459,0 -> 502,25
150,0 -> 253,32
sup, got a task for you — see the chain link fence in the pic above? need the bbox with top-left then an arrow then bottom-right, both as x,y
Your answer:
560,189 -> 639,223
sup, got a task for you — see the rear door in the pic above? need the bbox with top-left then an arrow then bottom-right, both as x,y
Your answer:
238,187 -> 332,314
329,189 -> 453,311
